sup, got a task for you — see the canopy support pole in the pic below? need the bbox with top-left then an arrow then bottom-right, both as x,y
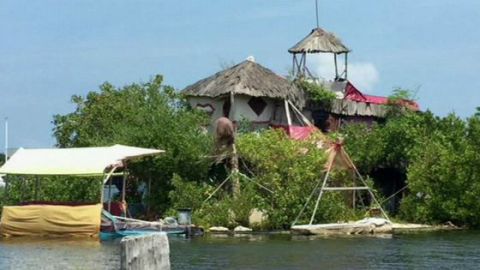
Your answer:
122,165 -> 127,202
108,176 -> 113,213
101,166 -> 118,209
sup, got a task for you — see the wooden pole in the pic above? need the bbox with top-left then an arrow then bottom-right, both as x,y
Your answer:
309,155 -> 334,225
231,143 -> 240,198
229,92 -> 235,121
102,166 -> 118,208
342,149 -> 390,221
292,175 -> 324,226
302,53 -> 307,77
284,100 -> 292,126
147,173 -> 152,216
122,166 -> 127,203
344,53 -> 348,80
334,53 -> 339,80
108,175 -> 113,213
202,174 -> 232,205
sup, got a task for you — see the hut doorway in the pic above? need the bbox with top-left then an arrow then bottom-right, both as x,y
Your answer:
222,98 -> 231,118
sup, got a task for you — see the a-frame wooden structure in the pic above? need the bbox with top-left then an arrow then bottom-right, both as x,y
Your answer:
292,141 -> 390,226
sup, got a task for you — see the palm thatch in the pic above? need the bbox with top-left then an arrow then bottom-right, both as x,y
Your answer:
182,60 -> 306,108
288,27 -> 350,54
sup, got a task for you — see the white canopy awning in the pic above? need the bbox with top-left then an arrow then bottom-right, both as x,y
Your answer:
0,144 -> 164,176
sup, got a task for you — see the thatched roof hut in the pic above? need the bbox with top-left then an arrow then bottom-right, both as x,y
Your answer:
182,59 -> 305,108
288,27 -> 350,54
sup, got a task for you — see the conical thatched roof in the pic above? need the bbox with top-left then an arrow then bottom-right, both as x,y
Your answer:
182,59 -> 306,107
288,27 -> 350,54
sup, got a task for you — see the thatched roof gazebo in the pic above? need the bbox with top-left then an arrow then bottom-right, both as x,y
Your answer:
182,58 -> 306,129
288,27 -> 350,54
289,27 -> 350,81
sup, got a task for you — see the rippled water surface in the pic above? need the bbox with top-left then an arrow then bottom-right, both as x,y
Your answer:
0,231 -> 479,269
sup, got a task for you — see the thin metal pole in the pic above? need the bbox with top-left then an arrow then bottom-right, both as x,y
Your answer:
202,174 -> 232,206
4,117 -> 8,161
342,149 -> 390,221
309,156 -> 335,225
315,0 -> 319,28
309,166 -> 332,225
292,175 -> 324,226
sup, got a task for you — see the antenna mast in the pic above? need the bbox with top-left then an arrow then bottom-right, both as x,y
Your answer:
315,0 -> 319,28
4,117 -> 8,161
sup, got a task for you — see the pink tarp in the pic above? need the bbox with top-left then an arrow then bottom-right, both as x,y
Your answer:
271,125 -> 318,140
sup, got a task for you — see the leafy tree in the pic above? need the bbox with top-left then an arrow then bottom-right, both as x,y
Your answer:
169,129 -> 363,229
52,75 -> 213,214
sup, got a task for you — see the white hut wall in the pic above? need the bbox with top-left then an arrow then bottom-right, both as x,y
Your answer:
231,95 -> 275,129
187,96 -> 225,130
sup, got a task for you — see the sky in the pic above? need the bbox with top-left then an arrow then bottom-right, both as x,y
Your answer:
1,0 -> 479,149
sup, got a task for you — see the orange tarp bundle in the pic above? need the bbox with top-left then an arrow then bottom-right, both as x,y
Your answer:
0,204 -> 102,237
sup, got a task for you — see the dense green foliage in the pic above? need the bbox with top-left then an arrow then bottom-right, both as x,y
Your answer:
342,110 -> 480,227
168,129 -> 363,229
49,75 -> 213,213
296,79 -> 336,106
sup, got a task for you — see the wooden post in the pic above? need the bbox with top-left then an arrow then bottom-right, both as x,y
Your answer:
334,53 -> 339,80
120,233 -> 170,270
122,167 -> 127,203
284,100 -> 292,126
108,175 -> 113,213
301,53 -> 306,77
231,143 -> 240,198
344,53 -> 348,80
147,173 -> 152,216
100,174 -> 105,205
309,154 -> 335,225
229,92 -> 235,121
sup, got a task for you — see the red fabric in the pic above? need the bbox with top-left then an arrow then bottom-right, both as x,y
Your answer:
103,202 -> 126,217
344,81 -> 420,110
271,125 -> 318,140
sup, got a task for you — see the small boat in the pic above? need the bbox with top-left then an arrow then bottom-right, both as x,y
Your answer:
100,210 -> 203,240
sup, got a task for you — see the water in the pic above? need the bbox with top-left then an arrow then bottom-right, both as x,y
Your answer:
0,231 -> 479,269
